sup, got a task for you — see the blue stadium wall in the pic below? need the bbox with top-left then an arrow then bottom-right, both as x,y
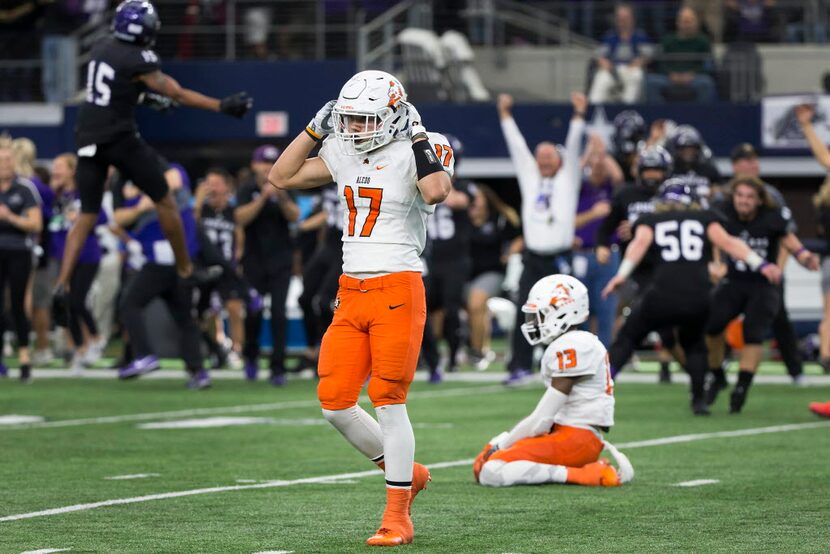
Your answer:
0,60 -> 812,161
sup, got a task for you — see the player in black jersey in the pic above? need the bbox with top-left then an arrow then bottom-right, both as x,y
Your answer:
704,176 -> 819,413
668,125 -> 722,196
54,0 -> 252,305
611,111 -> 647,183
193,168 -> 260,368
297,183 -> 344,367
596,145 -> 670,267
602,179 -> 782,415
424,135 -> 481,372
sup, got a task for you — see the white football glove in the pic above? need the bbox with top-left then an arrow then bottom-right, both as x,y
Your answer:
306,99 -> 336,141
401,101 -> 427,142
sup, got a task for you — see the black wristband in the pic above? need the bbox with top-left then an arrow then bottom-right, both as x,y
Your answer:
412,140 -> 444,180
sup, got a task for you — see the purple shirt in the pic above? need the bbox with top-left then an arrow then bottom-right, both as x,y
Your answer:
575,176 -> 616,249
49,190 -> 106,264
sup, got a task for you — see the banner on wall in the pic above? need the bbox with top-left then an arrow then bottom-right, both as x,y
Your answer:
762,94 -> 830,148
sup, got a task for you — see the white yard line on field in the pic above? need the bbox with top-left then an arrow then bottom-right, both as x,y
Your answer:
2,419 -> 829,523
0,384 -> 507,431
674,479 -> 720,487
19,549 -> 72,554
103,474 -> 160,481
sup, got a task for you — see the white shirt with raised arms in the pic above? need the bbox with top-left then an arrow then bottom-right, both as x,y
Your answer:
500,116 -> 585,254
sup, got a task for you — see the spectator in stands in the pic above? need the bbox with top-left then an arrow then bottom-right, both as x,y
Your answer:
236,145 -> 299,386
730,142 -> 805,384
49,153 -> 109,374
795,103 -> 830,172
41,0 -> 108,102
646,7 -> 716,104
812,176 -> 830,374
497,91 -> 587,385
588,3 -> 652,105
573,134 -> 623,348
466,184 -> 521,370
723,0 -> 781,43
244,6 -> 272,59
0,0 -> 47,101
0,144 -> 42,382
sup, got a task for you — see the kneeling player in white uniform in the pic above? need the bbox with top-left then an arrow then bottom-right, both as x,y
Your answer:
473,275 -> 634,487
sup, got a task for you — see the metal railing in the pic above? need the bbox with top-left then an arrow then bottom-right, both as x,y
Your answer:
356,0 -> 433,72
461,0 -> 597,49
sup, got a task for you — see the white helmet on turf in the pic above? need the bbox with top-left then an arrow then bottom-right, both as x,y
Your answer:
520,274 -> 589,345
332,70 -> 408,155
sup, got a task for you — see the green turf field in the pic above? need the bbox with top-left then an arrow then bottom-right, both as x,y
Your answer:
1,374 -> 829,553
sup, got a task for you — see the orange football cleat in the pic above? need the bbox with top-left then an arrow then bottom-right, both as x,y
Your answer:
566,459 -> 622,487
808,400 -> 830,418
409,462 -> 431,514
366,524 -> 414,547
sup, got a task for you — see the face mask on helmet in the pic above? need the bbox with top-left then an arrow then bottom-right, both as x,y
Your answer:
639,176 -> 664,191
332,71 -> 408,156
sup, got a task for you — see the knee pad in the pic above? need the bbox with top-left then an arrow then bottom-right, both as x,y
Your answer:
317,376 -> 360,411
367,376 -> 410,408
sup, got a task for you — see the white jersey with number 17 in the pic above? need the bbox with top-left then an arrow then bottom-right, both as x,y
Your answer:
318,133 -> 455,277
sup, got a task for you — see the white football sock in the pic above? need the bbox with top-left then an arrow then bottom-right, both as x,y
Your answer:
375,403 -> 414,488
479,460 -> 568,487
322,405 -> 384,462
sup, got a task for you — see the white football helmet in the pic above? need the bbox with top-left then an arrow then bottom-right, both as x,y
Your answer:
520,274 -> 589,345
332,70 -> 409,155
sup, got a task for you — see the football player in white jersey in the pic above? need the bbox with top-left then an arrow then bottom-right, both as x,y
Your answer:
269,70 -> 452,547
473,275 -> 634,487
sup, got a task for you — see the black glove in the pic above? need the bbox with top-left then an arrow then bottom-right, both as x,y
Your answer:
220,92 -> 253,118
138,91 -> 176,112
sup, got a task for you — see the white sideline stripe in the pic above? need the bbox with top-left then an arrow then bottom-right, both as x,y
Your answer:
3,419 -> 828,524
0,384 -> 507,431
104,474 -> 159,481
19,549 -> 72,554
674,479 -> 720,487
252,551 -> 294,554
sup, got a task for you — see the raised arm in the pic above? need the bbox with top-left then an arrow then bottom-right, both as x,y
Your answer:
795,104 -> 830,170
268,101 -> 336,192
403,102 -> 451,205
497,93 -> 536,176
137,71 -> 252,118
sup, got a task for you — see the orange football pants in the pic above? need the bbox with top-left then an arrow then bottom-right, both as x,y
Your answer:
317,271 -> 426,410
489,424 -> 603,468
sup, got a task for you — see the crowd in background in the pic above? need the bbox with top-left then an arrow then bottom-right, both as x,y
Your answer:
2,91 -> 830,387
3,1 -> 830,101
